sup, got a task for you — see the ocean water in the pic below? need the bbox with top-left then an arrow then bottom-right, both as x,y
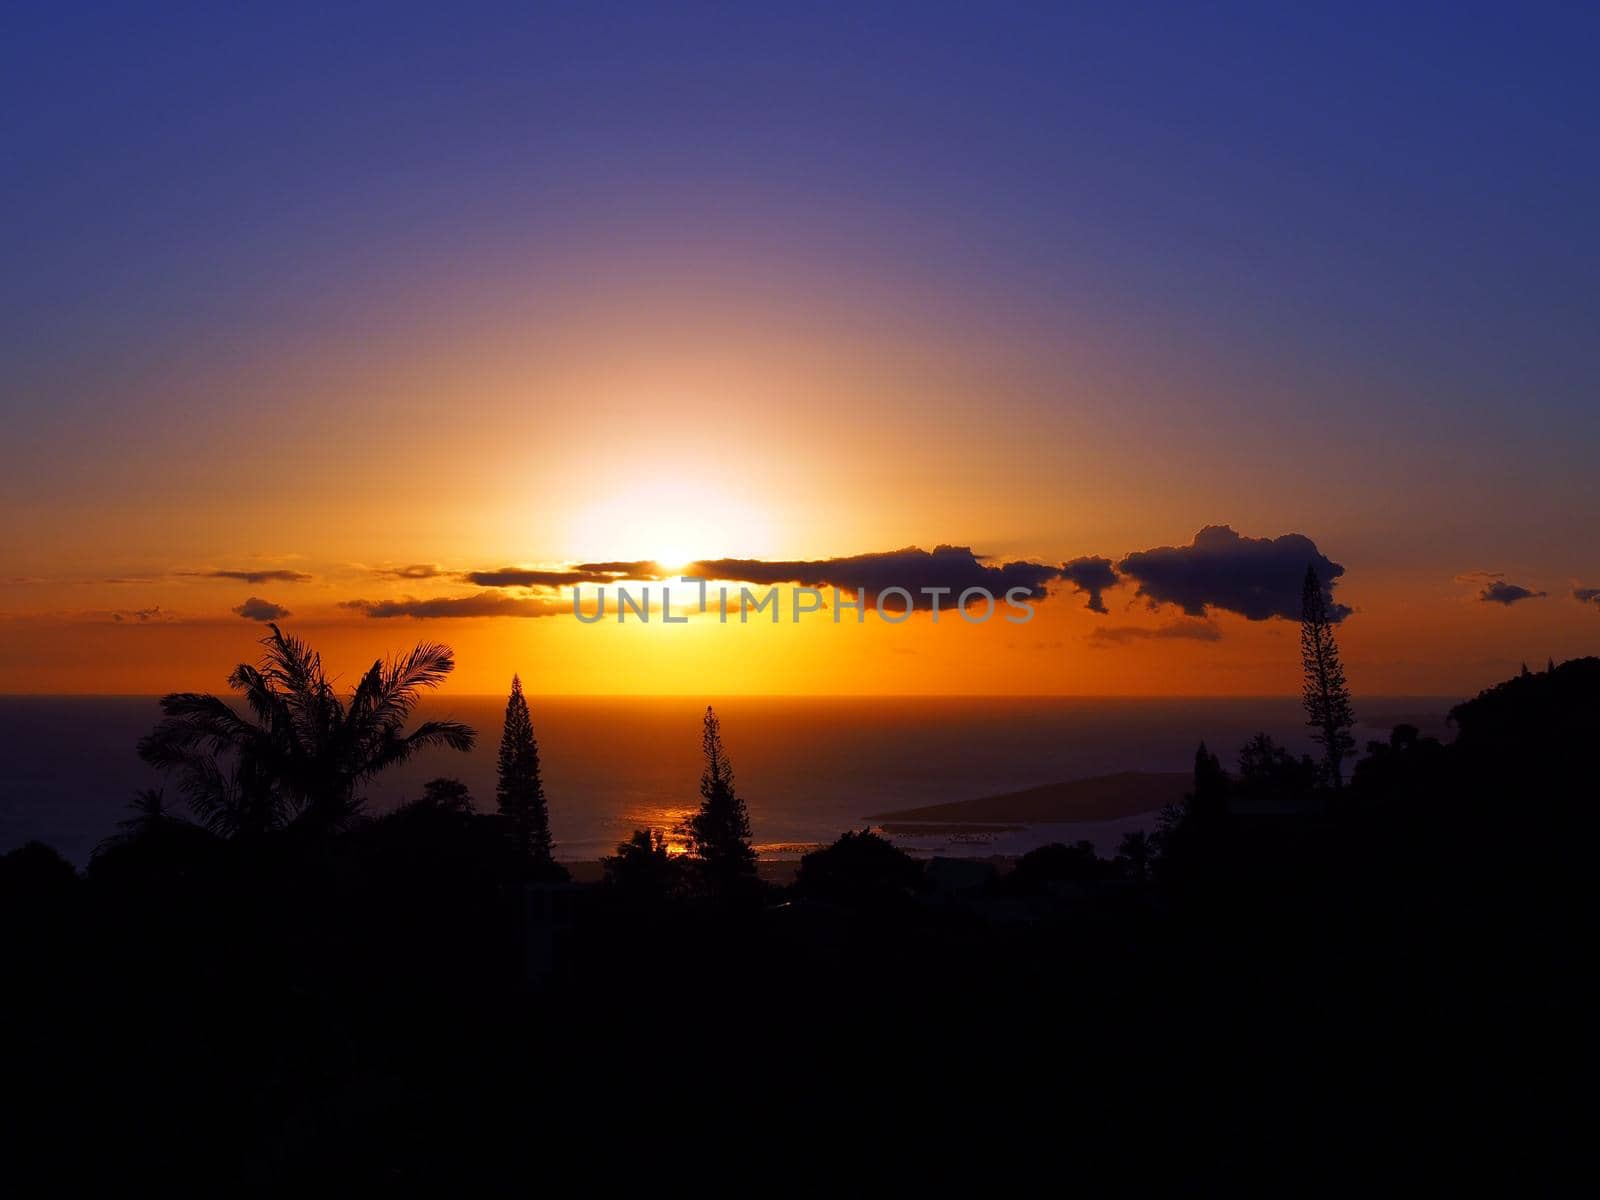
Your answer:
0,695 -> 1457,866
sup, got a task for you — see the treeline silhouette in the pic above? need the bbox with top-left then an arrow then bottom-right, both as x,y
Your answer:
1,621 -> 1590,1186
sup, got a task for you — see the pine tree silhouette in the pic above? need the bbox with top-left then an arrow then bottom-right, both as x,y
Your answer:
1300,565 -> 1357,788
496,675 -> 552,865
1190,740 -> 1229,825
683,706 -> 756,892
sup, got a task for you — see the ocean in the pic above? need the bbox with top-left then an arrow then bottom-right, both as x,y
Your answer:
0,695 -> 1457,866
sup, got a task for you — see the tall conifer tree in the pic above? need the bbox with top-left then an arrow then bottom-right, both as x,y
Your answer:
496,675 -> 552,864
1300,566 -> 1356,788
683,706 -> 756,891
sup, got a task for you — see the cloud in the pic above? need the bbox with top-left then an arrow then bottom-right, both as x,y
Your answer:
1457,572 -> 1547,606
111,606 -> 173,624
369,563 -> 448,580
335,533 -> 1355,624
188,568 -> 314,584
1574,586 -> 1600,609
1058,556 -> 1118,613
233,597 -> 292,621
1087,618 -> 1223,647
687,545 -> 1060,611
1117,525 -> 1349,622
342,593 -> 569,619
570,561 -> 670,578
463,561 -> 665,589
1479,581 -> 1546,605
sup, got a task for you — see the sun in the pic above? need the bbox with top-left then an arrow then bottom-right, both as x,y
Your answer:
653,546 -> 698,574
563,472 -> 772,572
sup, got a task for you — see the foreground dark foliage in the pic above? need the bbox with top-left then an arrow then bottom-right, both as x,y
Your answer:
2,660 -> 1593,1186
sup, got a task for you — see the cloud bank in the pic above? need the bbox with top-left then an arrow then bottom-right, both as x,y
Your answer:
1117,525 -> 1349,622
688,546 -> 1059,611
317,528 -> 1358,627
464,562 -> 665,589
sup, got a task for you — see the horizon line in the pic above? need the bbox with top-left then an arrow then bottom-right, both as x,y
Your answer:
0,691 -> 1469,702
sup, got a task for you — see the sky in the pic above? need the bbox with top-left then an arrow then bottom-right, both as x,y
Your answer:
2,2 -> 1598,696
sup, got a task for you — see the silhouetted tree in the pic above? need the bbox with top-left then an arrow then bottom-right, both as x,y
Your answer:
1449,655 -> 1600,761
138,624 -> 474,836
1301,566 -> 1356,788
1115,829 -> 1153,881
1008,840 -> 1110,892
1190,740 -> 1230,825
1152,742 -> 1229,877
416,777 -> 475,813
602,829 -> 681,898
682,706 -> 756,892
0,841 -> 78,901
496,675 -> 553,866
794,829 -> 921,907
93,788 -> 184,856
1235,733 -> 1318,806
1350,723 -> 1446,798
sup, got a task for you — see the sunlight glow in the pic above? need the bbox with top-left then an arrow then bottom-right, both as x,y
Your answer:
563,470 -> 773,568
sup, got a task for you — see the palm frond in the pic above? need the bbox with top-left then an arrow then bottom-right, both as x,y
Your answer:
138,693 -> 264,765
371,641 -> 456,727
358,718 -> 476,778
405,718 -> 477,753
344,659 -> 388,726
257,623 -> 320,691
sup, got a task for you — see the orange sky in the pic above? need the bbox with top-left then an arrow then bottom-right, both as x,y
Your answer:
2,284 -> 1594,700
5,12 -> 1598,696
2,577 -> 1591,698
3,280 -> 1597,696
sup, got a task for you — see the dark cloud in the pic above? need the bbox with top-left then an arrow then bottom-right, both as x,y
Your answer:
687,545 -> 1059,611
370,564 -> 447,580
233,597 -> 292,622
342,593 -> 568,619
338,532 -> 1356,624
111,606 -> 171,623
1058,556 -> 1118,613
190,568 -> 313,584
1087,618 -> 1222,647
464,561 -> 666,588
1574,586 -> 1600,609
1478,580 -> 1546,606
573,561 -> 669,578
1117,526 -> 1349,623
1456,572 -> 1547,606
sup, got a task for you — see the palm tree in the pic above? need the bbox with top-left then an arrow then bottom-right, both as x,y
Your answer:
93,787 -> 182,857
138,624 -> 475,837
